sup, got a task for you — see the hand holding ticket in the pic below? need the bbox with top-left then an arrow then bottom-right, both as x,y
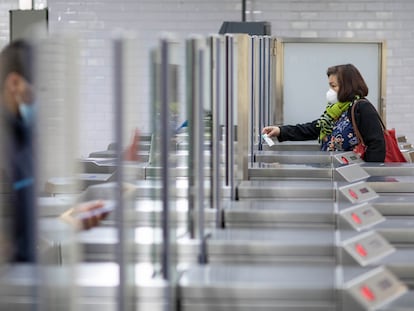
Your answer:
262,133 -> 275,147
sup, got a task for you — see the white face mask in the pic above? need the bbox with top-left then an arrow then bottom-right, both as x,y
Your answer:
326,88 -> 338,104
18,102 -> 35,126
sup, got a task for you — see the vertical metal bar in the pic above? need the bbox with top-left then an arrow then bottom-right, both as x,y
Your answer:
197,48 -> 207,263
261,37 -> 266,135
253,37 -> 260,149
263,37 -> 269,127
160,38 -> 171,281
225,36 -> 230,187
228,36 -> 235,200
113,38 -> 126,311
30,39 -> 39,311
266,37 -> 272,126
262,37 -> 267,128
242,0 -> 246,22
250,36 -> 255,165
211,36 -> 222,228
258,37 -> 263,151
186,39 -> 196,239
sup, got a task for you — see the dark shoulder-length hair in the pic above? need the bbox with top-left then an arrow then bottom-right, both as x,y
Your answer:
326,64 -> 368,102
0,40 -> 33,91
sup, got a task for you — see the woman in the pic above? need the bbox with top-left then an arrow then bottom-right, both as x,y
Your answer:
262,63 -> 386,162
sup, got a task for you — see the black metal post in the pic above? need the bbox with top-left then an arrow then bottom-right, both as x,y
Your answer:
242,0 -> 246,21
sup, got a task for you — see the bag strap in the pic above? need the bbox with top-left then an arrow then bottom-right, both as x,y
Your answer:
351,99 -> 386,146
351,100 -> 365,145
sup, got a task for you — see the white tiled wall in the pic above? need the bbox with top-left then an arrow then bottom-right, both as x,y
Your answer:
2,0 -> 414,156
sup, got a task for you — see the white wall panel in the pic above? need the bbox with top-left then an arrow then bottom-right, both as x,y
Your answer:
1,0 -> 414,155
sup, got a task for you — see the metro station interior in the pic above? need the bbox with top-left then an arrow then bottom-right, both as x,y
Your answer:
2,1 -> 414,311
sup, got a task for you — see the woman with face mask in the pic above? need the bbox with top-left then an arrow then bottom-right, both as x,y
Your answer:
262,63 -> 386,162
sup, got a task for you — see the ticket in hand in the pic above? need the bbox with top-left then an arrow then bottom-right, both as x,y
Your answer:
262,133 -> 275,147
75,201 -> 116,220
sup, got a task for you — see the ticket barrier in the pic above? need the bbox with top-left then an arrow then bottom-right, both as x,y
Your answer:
178,181 -> 413,311
35,164 -> 414,310
179,263 -> 410,311
0,263 -> 169,311
186,198 -> 406,311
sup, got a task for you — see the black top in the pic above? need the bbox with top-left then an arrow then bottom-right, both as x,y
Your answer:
277,100 -> 386,162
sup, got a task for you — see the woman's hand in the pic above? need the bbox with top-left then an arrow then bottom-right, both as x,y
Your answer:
60,200 -> 110,230
123,128 -> 140,161
262,126 -> 280,138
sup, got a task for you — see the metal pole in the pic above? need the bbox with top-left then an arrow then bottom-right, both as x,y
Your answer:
113,38 -> 126,311
186,39 -> 196,239
242,0 -> 246,22
228,36 -> 235,200
210,36 -> 222,228
225,36 -> 230,187
267,37 -> 272,126
197,48 -> 207,263
160,38 -> 171,281
250,36 -> 255,165
258,37 -> 263,151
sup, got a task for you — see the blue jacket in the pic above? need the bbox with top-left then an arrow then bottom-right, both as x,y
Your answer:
1,108 -> 36,262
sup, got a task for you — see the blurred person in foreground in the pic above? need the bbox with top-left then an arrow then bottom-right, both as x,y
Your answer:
0,40 -> 109,263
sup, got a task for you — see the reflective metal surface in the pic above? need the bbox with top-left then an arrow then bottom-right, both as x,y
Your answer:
223,199 -> 334,227
254,150 -> 334,164
237,180 -> 334,199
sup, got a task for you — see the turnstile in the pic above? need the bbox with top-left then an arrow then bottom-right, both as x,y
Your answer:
0,263 -> 168,311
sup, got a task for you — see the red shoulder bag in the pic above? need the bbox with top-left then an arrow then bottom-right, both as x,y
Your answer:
351,100 -> 407,162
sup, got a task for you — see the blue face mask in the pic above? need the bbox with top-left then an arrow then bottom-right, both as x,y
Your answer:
18,102 -> 35,126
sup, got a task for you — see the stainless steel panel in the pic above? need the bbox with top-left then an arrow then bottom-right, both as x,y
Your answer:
376,217 -> 414,244
74,226 -> 336,263
80,180 -> 231,200
145,165 -> 226,178
207,228 -> 335,260
223,199 -> 334,226
248,163 -> 332,180
261,141 -> 321,151
180,301 -> 335,311
379,291 -> 414,310
174,150 -> 226,166
176,141 -> 214,151
254,150 -> 333,164
179,264 -> 335,300
379,249 -> 414,281
368,176 -> 414,193
72,227 -> 199,263
373,195 -> 414,216
207,228 -> 336,264
362,163 -> 414,176
104,199 -> 217,227
237,180 -> 334,199
0,263 -> 169,310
